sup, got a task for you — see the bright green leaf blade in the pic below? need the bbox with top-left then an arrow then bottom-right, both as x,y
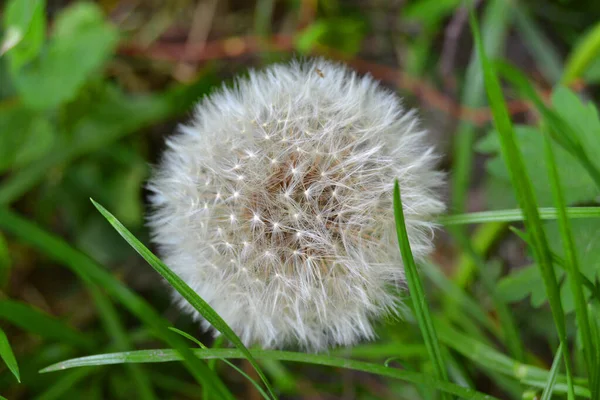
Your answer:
169,327 -> 271,400
0,327 -> 20,382
541,343 -> 563,400
0,208 -> 235,400
563,21 -> 600,84
469,6 -> 574,396
2,0 -> 46,68
435,320 -> 589,395
0,299 -> 93,349
451,0 -> 510,213
544,130 -> 595,398
393,181 -> 449,396
91,199 -> 277,400
439,207 -> 600,225
40,348 -> 498,400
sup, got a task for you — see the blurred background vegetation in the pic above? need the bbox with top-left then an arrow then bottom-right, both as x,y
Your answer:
1,0 -> 600,399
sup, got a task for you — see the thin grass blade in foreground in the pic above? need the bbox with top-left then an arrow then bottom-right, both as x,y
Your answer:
470,9 -> 575,397
169,327 -> 270,400
439,207 -> 600,225
0,208 -> 235,400
0,327 -> 20,383
40,348 -> 498,400
91,199 -> 277,400
393,181 -> 450,398
541,344 -> 563,400
544,132 -> 596,399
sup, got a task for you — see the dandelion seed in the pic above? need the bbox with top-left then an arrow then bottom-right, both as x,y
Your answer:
148,58 -> 444,352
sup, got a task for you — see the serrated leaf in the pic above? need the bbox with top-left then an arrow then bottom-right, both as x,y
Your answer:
497,219 -> 599,313
478,125 -> 599,206
551,87 -> 600,169
12,2 -> 118,109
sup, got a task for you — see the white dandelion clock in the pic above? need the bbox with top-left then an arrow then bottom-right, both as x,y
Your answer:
148,59 -> 444,352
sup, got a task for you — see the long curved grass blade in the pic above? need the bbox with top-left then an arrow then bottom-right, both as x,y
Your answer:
435,320 -> 588,396
40,348 -> 498,400
563,21 -> 600,84
470,7 -> 574,396
439,207 -> 600,225
541,343 -> 563,400
0,327 -> 20,382
543,131 -> 594,399
0,208 -> 235,400
393,181 -> 449,397
91,199 -> 277,400
169,328 -> 270,400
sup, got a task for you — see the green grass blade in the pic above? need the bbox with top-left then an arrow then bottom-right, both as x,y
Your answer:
420,261 -> 498,335
0,327 -> 20,382
589,302 -> 600,398
541,343 -> 563,400
393,181 -> 449,396
448,227 -> 525,361
563,21 -> 600,84
435,320 -> 588,395
0,299 -> 93,350
91,199 -> 277,400
169,327 -> 271,400
0,208 -> 235,400
470,6 -> 574,395
40,348 -> 499,400
543,131 -> 595,398
451,0 -> 510,214
439,207 -> 600,225
511,4 -> 562,83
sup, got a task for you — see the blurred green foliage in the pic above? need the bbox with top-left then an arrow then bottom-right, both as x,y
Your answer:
1,0 -> 600,399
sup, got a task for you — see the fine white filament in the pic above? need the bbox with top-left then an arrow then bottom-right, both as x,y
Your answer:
148,59 -> 444,351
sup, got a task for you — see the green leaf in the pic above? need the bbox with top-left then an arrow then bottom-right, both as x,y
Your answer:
1,0 -> 46,69
0,107 -> 55,172
393,181 -> 450,398
551,87 -> 600,172
12,3 -> 118,109
91,200 -> 277,400
477,125 -> 599,206
295,17 -> 365,55
0,327 -> 20,382
40,348 -> 499,400
0,299 -> 93,349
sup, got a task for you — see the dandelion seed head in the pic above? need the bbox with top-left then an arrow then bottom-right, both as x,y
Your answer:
148,59 -> 444,351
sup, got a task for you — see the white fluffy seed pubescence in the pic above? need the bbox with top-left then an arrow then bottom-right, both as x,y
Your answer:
148,59 -> 444,352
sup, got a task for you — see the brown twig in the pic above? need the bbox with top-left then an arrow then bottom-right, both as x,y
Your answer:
118,34 -> 562,126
